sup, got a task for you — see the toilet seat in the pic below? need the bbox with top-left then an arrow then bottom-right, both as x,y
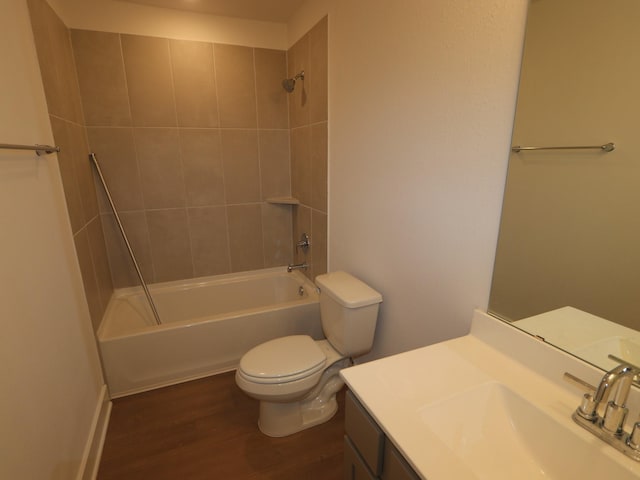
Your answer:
238,335 -> 326,384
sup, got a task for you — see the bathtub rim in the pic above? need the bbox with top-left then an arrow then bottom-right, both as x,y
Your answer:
97,267 -> 319,341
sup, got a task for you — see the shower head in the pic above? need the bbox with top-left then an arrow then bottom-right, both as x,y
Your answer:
282,78 -> 296,92
282,70 -> 305,93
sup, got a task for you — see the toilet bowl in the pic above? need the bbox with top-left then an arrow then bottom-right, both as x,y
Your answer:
236,336 -> 350,436
235,271 -> 382,437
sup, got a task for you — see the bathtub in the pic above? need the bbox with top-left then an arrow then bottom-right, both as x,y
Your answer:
98,268 -> 322,398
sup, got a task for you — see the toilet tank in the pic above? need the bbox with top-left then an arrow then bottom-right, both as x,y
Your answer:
315,271 -> 382,357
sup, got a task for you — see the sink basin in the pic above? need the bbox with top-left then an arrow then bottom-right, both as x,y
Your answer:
420,382 -> 635,479
574,336 -> 640,370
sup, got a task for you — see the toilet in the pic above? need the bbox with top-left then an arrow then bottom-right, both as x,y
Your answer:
235,271 -> 382,437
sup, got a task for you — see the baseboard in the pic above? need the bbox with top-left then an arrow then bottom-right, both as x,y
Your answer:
77,385 -> 112,480
109,365 -> 236,399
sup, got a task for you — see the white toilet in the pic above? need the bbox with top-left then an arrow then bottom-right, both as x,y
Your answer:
235,271 -> 382,437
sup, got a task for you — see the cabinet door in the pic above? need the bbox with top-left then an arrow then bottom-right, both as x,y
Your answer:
345,391 -> 385,475
344,436 -> 377,480
381,441 -> 420,480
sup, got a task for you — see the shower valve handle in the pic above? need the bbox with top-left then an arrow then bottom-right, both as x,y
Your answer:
296,233 -> 310,252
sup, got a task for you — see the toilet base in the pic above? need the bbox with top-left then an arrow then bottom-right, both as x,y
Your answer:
256,357 -> 350,437
258,395 -> 338,437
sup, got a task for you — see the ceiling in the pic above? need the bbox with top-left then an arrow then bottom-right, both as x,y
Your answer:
117,0 -> 308,22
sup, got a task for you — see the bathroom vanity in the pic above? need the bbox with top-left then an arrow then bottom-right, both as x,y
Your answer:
344,390 -> 419,479
340,311 -> 640,479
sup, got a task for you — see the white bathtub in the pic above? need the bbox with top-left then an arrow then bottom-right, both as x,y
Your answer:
98,268 -> 322,398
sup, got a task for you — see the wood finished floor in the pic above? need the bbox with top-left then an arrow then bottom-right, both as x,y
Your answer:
98,372 -> 345,479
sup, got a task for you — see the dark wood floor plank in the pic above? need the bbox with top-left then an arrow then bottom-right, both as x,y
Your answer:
98,371 -> 345,480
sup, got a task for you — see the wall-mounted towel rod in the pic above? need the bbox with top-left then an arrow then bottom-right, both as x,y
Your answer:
0,143 -> 60,156
511,142 -> 615,153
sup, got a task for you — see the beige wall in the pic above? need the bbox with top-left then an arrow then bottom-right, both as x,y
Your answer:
321,0 -> 529,360
47,0 -> 287,49
287,0 -> 330,47
28,0 -> 113,331
489,0 -> 640,330
289,17 -> 328,280
32,0 -> 329,292
0,1 -> 105,478
70,30 -> 296,286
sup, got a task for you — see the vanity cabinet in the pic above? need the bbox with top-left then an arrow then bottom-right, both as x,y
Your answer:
344,391 -> 421,480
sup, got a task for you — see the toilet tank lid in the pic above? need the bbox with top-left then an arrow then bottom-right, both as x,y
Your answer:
315,271 -> 382,308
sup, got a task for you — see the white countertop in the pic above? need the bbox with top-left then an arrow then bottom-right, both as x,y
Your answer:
341,310 -> 640,479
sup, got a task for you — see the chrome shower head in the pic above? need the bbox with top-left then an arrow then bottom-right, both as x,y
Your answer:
282,70 -> 304,93
282,78 -> 296,92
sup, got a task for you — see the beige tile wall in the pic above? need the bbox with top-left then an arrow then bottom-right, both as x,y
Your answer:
27,0 -> 114,332
29,0 -> 328,303
289,17 -> 329,280
71,29 -> 298,287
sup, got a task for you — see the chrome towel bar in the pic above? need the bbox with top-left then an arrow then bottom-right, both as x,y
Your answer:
0,143 -> 60,156
511,142 -> 615,153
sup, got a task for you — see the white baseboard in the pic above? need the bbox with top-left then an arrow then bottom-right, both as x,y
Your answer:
78,385 -> 112,480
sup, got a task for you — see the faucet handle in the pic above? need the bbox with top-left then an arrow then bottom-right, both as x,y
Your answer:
603,401 -> 628,436
296,233 -> 310,252
578,393 -> 599,421
564,373 -> 598,420
629,422 -> 640,450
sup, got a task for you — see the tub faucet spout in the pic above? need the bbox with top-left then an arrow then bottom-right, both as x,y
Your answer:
287,262 -> 308,272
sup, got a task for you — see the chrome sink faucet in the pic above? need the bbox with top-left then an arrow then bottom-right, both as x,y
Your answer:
578,363 -> 638,432
567,358 -> 640,461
